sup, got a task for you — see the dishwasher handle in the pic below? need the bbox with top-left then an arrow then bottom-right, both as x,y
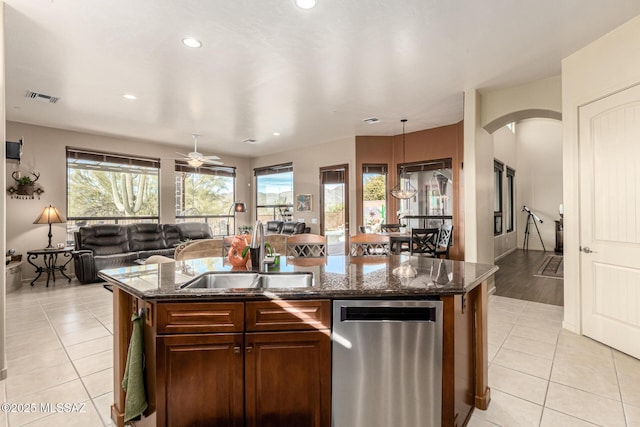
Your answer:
340,306 -> 437,322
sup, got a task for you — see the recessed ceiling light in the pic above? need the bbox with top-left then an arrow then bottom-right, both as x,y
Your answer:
243,139 -> 258,144
182,38 -> 202,48
123,94 -> 137,100
362,117 -> 380,124
272,132 -> 281,136
295,0 -> 318,9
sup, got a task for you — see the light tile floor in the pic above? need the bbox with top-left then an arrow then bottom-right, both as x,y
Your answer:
469,295 -> 640,427
2,281 -> 640,426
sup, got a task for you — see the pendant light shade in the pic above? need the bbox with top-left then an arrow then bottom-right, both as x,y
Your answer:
391,119 -> 418,200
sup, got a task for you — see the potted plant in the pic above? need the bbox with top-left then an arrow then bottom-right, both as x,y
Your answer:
11,171 -> 40,196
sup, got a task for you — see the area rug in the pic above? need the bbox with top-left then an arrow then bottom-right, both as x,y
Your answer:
534,255 -> 564,280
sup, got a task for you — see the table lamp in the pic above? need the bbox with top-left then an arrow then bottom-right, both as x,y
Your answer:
33,205 -> 66,248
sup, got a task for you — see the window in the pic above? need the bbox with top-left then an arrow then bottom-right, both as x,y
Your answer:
175,162 -> 236,235
255,163 -> 294,222
66,147 -> 160,243
506,167 -> 515,232
494,160 -> 504,235
362,164 -> 387,232
398,159 -> 454,230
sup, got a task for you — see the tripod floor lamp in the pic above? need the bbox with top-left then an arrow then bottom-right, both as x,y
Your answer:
227,202 -> 247,235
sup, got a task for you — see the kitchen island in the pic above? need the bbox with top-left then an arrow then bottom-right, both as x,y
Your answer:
100,255 -> 497,427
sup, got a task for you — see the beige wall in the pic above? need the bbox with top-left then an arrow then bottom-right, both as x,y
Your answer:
1,3 -> 7,379
463,90 -> 495,266
251,137 -> 356,235
493,126 -> 517,259
515,119 -> 563,252
562,14 -> 640,333
480,76 -> 562,133
5,121 -> 252,280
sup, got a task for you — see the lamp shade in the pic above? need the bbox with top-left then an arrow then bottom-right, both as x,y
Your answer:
233,202 -> 247,213
33,205 -> 65,225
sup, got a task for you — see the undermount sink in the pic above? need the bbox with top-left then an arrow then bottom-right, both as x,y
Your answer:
179,271 -> 313,290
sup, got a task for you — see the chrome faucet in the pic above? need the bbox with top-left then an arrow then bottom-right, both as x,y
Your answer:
250,220 -> 266,272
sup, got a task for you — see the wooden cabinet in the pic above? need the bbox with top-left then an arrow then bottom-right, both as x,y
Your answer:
245,331 -> 331,427
156,333 -> 244,427
149,299 -> 331,427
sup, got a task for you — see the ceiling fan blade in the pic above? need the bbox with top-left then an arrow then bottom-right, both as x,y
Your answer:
176,152 -> 190,158
202,155 -> 221,160
202,159 -> 224,165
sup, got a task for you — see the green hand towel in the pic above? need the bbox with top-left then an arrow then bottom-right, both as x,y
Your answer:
122,312 -> 148,422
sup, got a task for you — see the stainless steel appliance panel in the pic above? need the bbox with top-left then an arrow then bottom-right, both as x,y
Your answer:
332,299 -> 442,427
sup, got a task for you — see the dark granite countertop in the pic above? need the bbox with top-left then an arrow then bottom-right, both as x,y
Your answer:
98,255 -> 498,301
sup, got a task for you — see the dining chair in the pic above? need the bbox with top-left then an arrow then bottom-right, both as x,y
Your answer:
409,228 -> 439,256
380,223 -> 401,232
434,224 -> 454,259
349,233 -> 390,256
175,238 -> 224,261
265,234 -> 287,255
286,233 -> 327,257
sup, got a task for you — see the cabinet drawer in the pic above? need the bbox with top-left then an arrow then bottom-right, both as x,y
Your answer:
157,302 -> 244,334
246,300 -> 330,332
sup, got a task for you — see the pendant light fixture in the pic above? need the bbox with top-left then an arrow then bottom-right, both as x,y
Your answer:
391,119 -> 418,200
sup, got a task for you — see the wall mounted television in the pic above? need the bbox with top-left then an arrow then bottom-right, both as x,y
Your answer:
6,138 -> 23,162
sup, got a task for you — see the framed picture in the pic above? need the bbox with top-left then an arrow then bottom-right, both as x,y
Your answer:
296,194 -> 312,212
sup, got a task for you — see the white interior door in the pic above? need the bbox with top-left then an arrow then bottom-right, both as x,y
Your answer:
579,84 -> 640,358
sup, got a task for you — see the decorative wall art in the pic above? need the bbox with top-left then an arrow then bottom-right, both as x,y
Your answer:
296,194 -> 312,212
7,171 -> 44,199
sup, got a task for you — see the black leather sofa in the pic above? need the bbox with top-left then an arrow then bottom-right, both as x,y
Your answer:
264,220 -> 309,235
73,222 -> 212,284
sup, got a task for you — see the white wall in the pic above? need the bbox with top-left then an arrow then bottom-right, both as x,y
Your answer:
251,137 -> 356,235
562,14 -> 640,333
5,121 -> 253,281
515,119 -> 563,252
493,126 -> 517,259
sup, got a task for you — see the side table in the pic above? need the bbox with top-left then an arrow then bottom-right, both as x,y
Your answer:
27,247 -> 74,287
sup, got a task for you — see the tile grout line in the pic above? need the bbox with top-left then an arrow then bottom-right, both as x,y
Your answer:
32,285 -> 112,427
611,349 -> 630,427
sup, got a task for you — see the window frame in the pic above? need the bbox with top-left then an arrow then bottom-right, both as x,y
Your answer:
174,161 -> 237,235
506,167 -> 516,233
66,147 -> 161,244
494,160 -> 504,235
362,163 -> 388,232
254,163 -> 294,222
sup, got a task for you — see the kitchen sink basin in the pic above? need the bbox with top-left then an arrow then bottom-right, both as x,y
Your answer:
180,271 -> 313,290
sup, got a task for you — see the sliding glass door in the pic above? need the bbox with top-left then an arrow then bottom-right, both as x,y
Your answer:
320,165 -> 349,255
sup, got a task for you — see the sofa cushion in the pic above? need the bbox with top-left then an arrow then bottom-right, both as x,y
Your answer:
162,224 -> 181,247
265,220 -> 284,234
281,221 -> 306,235
176,222 -> 213,240
94,252 -> 139,272
128,223 -> 166,251
79,225 -> 130,256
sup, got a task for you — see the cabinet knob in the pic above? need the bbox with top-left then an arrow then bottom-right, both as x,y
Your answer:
246,346 -> 253,353
233,345 -> 241,354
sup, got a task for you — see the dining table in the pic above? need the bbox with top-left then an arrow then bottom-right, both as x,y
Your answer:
377,231 -> 412,254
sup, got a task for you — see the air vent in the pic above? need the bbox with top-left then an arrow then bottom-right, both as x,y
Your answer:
242,139 -> 258,144
25,91 -> 60,104
362,117 -> 380,124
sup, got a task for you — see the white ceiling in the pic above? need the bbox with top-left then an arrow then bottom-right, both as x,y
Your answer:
5,0 -> 640,159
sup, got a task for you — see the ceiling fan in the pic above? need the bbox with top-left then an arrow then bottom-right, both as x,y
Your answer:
176,134 -> 224,167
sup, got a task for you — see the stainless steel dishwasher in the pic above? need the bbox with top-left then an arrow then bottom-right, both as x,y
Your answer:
332,299 -> 442,427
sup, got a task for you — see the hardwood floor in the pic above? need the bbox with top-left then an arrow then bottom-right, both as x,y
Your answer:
494,249 -> 563,306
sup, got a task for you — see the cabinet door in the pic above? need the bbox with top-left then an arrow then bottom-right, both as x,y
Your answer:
245,330 -> 331,427
157,333 -> 244,427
